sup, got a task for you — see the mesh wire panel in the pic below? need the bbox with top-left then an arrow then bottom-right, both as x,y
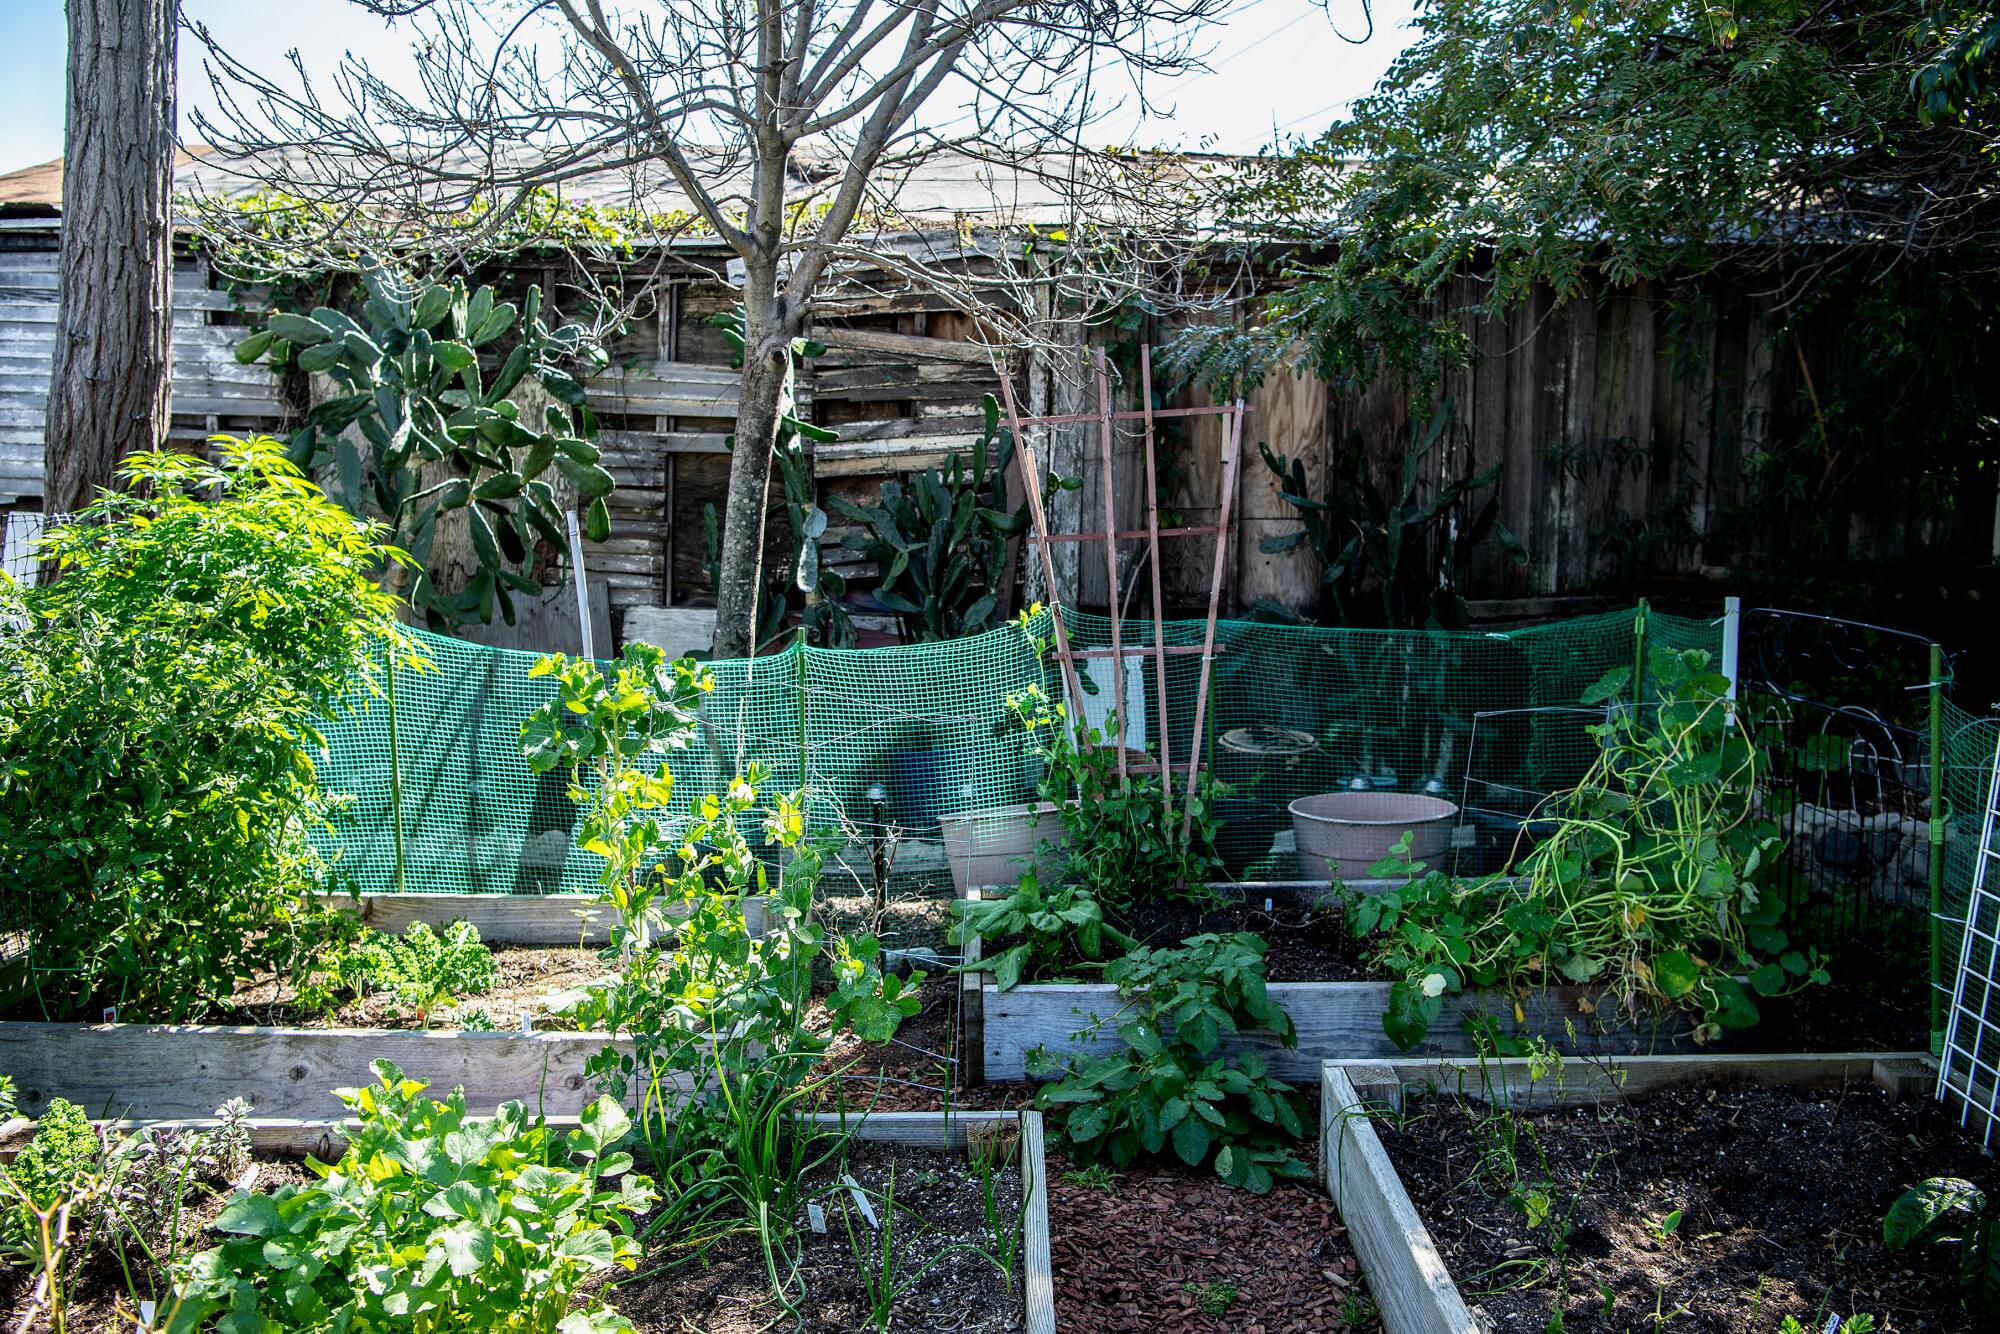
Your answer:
1938,733 -> 2000,1145
312,606 -> 1721,896
1942,701 -> 2000,1006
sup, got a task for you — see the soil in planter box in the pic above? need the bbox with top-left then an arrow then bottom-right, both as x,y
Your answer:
228,945 -> 612,1031
1047,1146 -> 1380,1334
996,895 -> 1366,983
613,1138 -> 1025,1333
1377,1080 -> 1997,1334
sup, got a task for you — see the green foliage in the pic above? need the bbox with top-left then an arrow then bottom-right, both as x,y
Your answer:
3,1100 -> 100,1220
1258,399 -> 1525,629
1185,0 -> 2000,581
1007,676 -> 1226,915
344,922 -> 499,1027
1345,645 -> 1827,1048
518,646 -> 918,1103
832,394 -> 1029,642
1914,10 -> 2000,122
1885,1176 -> 2000,1300
0,440 -> 413,1022
169,1062 -> 651,1333
1183,1281 -> 1239,1316
236,265 -> 610,629
949,872 -> 1135,992
1031,935 -> 1310,1193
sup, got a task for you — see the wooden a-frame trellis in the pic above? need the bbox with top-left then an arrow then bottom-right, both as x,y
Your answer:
998,345 -> 1246,840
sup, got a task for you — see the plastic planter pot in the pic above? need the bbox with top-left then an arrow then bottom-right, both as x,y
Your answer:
938,801 -> 1067,896
1290,791 -> 1460,879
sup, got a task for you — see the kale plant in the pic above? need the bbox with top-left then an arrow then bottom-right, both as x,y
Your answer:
347,920 -> 500,1026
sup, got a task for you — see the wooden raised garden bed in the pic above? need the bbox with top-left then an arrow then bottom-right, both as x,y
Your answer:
320,889 -> 769,946
0,891 -> 765,1121
963,882 -> 1689,1083
1319,1052 -> 1943,1334
28,1108 -> 1055,1334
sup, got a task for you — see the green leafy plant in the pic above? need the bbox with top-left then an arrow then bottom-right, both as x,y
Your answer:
1182,1280 -> 1239,1316
1007,675 -> 1226,917
518,642 -> 921,1306
0,439 -> 414,1022
1885,1176 -> 2000,1300
167,1061 -> 653,1333
949,871 -> 1135,992
1257,399 -> 1525,630
1345,645 -> 1827,1047
1,1100 -> 102,1261
1031,935 -> 1310,1193
832,394 -> 1029,642
346,921 -> 500,1027
236,265 -> 610,628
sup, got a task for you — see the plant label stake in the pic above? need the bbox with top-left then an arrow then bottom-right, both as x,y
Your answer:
841,1173 -> 879,1229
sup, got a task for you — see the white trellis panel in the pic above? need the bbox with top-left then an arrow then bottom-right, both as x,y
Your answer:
1937,740 -> 2000,1146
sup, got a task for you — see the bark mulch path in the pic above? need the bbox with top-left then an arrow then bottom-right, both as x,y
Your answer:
1046,1143 -> 1379,1334
1378,1080 -> 1995,1334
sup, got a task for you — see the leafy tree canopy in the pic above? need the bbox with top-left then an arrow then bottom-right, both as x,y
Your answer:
1184,0 -> 2000,396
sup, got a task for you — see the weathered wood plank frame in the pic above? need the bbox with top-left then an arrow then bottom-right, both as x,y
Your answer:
1320,1052 -> 1936,1334
964,881 -> 1686,1083
23,1107 -> 1056,1334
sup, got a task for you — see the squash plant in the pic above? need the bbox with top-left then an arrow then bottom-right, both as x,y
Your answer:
1345,646 -> 1829,1048
236,265 -> 610,628
1030,934 -> 1310,1194
167,1063 -> 652,1333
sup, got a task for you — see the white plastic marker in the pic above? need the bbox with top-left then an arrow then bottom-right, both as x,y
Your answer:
840,1173 -> 879,1229
136,1300 -> 155,1333
806,1201 -> 827,1234
102,1006 -> 116,1024
521,1011 -> 533,1035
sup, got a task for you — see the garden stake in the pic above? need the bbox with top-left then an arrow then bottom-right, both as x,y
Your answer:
1930,639 -> 1946,1053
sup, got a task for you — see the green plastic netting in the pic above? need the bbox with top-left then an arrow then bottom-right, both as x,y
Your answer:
310,605 -> 1722,895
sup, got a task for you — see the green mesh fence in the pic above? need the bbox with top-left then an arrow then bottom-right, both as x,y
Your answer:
311,605 -> 1720,896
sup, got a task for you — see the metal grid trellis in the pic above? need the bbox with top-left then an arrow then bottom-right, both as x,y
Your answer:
1936,739 -> 2000,1147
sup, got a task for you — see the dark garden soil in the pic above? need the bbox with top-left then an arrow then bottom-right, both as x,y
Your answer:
1377,1080 -> 1996,1334
227,945 -> 611,1031
1046,1141 -> 1381,1334
0,1159 -> 313,1334
611,1138 -> 1025,1334
1115,896 -> 1367,982
811,984 -> 1037,1114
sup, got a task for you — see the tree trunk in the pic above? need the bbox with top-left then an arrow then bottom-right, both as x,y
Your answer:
710,294 -> 792,661
43,0 -> 178,514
